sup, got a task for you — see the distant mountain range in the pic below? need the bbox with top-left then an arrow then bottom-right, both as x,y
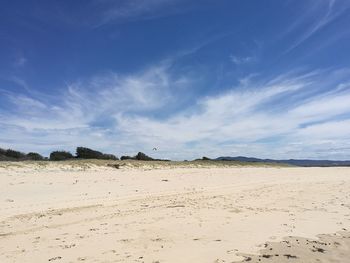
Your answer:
215,156 -> 350,167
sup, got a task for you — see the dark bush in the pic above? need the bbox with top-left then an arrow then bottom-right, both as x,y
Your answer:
0,148 -> 10,161
0,147 -> 47,161
76,147 -> 103,159
120,155 -> 135,160
0,155 -> 9,161
5,149 -> 26,159
50,151 -> 74,161
194,156 -> 212,161
27,152 -> 44,160
0,147 -> 6,155
101,154 -> 118,160
135,152 -> 154,161
121,152 -> 167,161
0,147 -> 26,160
76,147 -> 118,160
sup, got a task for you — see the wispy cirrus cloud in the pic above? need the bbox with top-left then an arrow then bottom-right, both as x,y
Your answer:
93,0 -> 186,27
6,76 -> 30,92
285,0 -> 350,53
13,56 -> 27,67
1,63 -> 349,160
1,64 -> 178,130
111,68 -> 350,160
230,55 -> 255,65
0,63 -> 192,155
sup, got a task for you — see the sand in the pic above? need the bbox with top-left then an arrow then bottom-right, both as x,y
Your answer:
0,162 -> 350,262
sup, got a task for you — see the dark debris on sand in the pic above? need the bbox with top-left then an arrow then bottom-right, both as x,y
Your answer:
235,231 -> 350,262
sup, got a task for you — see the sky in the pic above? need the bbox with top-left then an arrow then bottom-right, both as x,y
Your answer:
1,0 -> 350,160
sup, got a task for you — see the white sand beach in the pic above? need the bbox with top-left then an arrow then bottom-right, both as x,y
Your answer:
1,162 -> 349,262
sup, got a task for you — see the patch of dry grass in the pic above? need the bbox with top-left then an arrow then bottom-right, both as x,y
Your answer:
0,159 -> 291,171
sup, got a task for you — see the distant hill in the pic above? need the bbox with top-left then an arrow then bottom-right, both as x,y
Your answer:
216,156 -> 350,167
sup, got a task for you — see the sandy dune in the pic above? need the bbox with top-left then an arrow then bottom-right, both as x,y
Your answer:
0,163 -> 350,262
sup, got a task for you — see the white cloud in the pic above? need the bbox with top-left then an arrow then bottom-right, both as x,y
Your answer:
8,95 -> 47,110
289,91 -> 350,121
230,55 -> 254,65
296,120 -> 350,140
95,0 -> 184,27
285,0 -> 350,53
112,70 -> 350,159
1,65 -> 350,160
0,64 -> 191,155
3,65 -> 176,129
13,56 -> 27,67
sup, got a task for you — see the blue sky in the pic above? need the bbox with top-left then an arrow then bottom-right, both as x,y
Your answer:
1,0 -> 350,160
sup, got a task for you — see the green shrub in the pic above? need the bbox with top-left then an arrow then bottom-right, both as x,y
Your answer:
0,147 -> 6,155
135,152 -> 154,161
27,152 -> 44,160
120,155 -> 135,160
50,151 -> 74,161
5,149 -> 26,159
101,154 -> 118,160
76,147 -> 118,160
